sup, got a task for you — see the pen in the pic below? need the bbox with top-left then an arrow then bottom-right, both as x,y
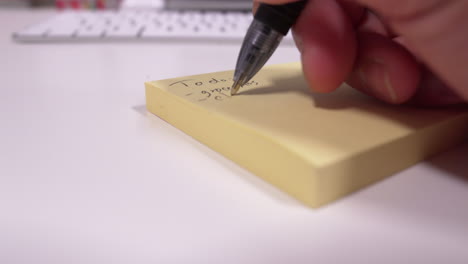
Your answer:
231,0 -> 306,95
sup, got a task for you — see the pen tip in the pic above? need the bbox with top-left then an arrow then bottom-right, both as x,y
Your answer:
231,80 -> 242,96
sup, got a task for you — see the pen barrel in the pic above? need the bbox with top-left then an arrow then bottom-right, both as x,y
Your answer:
254,1 -> 306,35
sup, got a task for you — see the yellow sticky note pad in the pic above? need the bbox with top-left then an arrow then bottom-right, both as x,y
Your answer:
146,62 -> 468,207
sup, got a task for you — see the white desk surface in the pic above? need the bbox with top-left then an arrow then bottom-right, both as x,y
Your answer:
1,8 -> 468,264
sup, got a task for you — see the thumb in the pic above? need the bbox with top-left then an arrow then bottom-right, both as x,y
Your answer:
348,0 -> 468,99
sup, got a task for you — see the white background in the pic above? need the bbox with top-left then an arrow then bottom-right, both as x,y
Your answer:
1,8 -> 468,264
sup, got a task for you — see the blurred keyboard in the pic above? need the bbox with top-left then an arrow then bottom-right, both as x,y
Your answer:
13,10 -> 294,43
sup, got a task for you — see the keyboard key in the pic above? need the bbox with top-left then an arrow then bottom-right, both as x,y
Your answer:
104,23 -> 141,38
75,24 -> 105,38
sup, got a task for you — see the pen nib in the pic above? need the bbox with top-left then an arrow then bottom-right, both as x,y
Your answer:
231,79 -> 242,96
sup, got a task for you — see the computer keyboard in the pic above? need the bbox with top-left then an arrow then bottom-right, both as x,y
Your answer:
13,9 -> 294,43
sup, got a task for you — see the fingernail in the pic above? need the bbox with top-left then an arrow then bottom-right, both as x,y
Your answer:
362,58 -> 399,103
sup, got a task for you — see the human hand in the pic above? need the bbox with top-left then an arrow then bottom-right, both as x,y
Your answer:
254,0 -> 468,105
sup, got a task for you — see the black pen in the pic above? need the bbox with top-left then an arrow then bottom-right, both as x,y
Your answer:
231,0 -> 306,95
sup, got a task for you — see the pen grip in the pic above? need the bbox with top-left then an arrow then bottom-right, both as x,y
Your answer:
254,0 -> 307,35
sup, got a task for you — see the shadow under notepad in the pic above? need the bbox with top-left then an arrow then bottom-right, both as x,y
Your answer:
132,104 -> 148,116
429,141 -> 468,181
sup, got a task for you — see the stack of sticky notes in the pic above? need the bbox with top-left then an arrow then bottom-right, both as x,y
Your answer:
145,62 -> 468,207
